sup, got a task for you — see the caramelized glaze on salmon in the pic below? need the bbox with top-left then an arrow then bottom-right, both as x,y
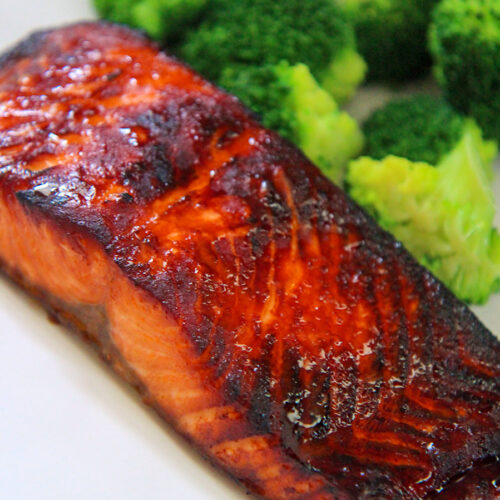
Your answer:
0,22 -> 499,499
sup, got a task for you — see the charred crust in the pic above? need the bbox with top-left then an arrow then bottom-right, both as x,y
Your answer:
16,189 -> 113,246
0,29 -> 48,69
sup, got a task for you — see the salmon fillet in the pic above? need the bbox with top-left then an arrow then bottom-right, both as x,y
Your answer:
0,22 -> 499,499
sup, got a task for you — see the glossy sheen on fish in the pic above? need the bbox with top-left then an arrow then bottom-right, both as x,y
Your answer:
0,22 -> 499,499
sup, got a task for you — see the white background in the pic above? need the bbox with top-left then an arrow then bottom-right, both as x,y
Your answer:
1,2 -> 499,499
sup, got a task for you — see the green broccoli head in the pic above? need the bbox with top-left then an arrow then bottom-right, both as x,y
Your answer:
93,0 -> 208,41
219,62 -> 364,185
219,64 -> 297,140
363,96 -> 497,167
180,0 -> 366,103
337,0 -> 438,81
429,0 -> 500,140
347,122 -> 499,304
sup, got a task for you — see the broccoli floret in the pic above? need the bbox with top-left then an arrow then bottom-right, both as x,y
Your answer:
347,102 -> 499,303
220,63 -> 364,184
429,0 -> 500,140
180,0 -> 366,104
93,0 -> 208,41
364,96 -> 497,167
337,0 -> 438,81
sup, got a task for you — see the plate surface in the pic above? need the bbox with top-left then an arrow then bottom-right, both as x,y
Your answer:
1,2 -> 499,499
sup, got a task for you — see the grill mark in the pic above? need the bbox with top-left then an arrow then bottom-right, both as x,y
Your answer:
373,254 -> 414,440
352,256 -> 384,422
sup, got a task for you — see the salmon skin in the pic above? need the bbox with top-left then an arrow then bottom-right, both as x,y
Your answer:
0,21 -> 499,499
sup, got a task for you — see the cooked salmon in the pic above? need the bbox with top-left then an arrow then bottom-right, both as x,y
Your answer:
0,22 -> 499,499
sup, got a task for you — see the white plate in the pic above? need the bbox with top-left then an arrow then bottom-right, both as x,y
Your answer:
1,3 -> 499,499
